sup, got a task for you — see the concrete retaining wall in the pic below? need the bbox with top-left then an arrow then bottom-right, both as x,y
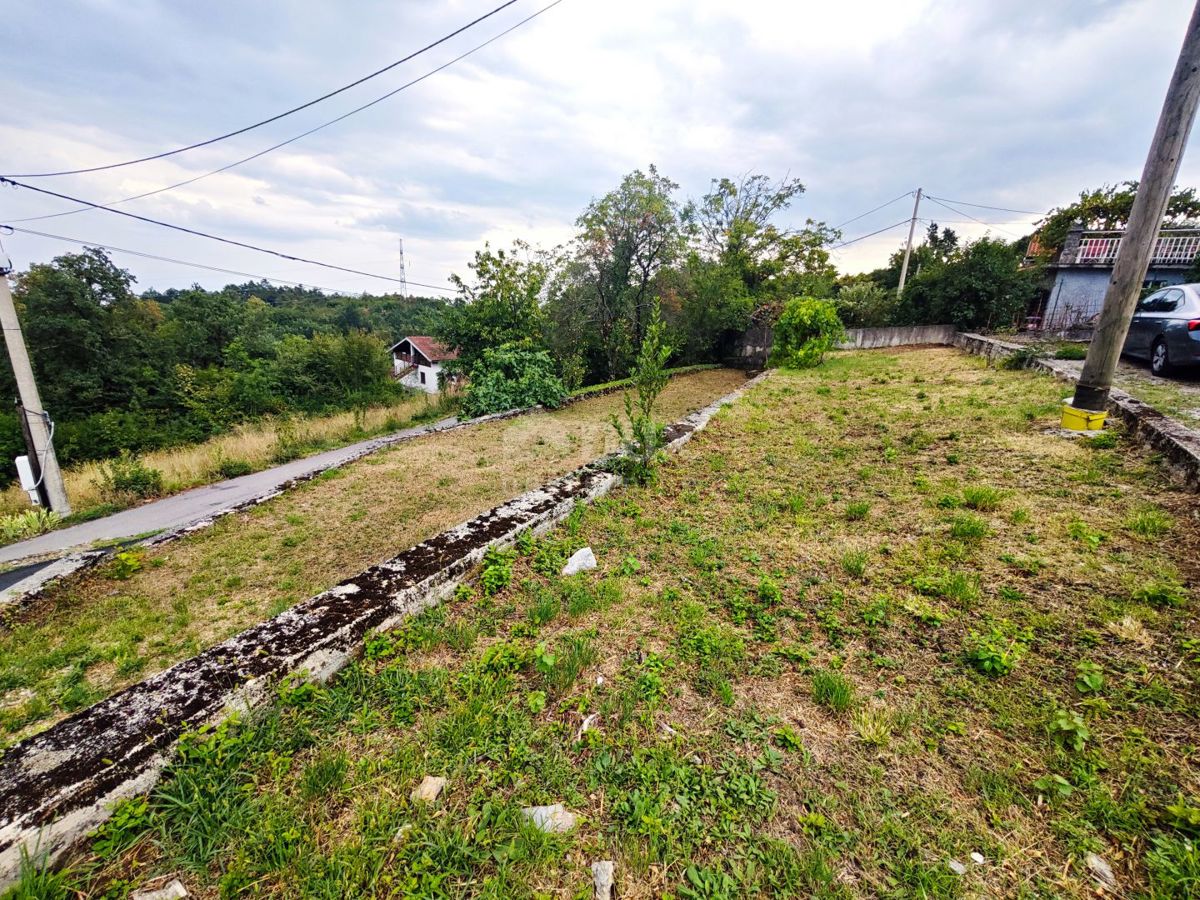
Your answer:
0,372 -> 766,888
839,324 -> 957,349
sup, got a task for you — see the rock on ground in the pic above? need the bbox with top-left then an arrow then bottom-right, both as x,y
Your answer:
521,803 -> 577,833
592,860 -> 615,899
411,775 -> 447,804
1085,853 -> 1117,891
131,880 -> 188,900
562,547 -> 597,576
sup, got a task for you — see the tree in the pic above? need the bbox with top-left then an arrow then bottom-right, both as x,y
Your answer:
1036,182 -> 1200,258
610,302 -> 673,483
564,166 -> 685,380
682,174 -> 838,357
437,242 -> 548,375
896,237 -> 1036,330
834,280 -> 896,327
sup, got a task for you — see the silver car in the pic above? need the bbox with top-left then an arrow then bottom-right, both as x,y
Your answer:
1122,284 -> 1200,375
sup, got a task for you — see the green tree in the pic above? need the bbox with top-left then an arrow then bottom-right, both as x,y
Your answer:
834,280 -> 896,327
896,237 -> 1036,330
610,302 -> 673,483
437,242 -> 548,375
562,166 -> 685,380
1035,182 -> 1200,258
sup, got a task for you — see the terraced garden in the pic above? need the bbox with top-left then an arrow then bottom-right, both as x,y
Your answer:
0,368 -> 745,745
18,348 -> 1200,898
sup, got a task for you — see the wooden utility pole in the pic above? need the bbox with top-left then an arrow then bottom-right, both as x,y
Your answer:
1073,0 -> 1200,413
0,268 -> 71,514
896,188 -> 923,297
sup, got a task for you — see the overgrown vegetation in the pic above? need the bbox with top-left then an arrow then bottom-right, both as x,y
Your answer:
25,349 -> 1198,898
610,305 -> 672,483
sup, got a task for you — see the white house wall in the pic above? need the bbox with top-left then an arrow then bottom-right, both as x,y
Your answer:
399,362 -> 442,394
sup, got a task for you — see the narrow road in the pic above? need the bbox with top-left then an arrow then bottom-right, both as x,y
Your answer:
0,417 -> 457,566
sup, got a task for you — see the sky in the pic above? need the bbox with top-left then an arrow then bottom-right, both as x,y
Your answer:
1,0 -> 1197,297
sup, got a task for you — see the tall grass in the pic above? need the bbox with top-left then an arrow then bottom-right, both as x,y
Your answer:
0,394 -> 443,518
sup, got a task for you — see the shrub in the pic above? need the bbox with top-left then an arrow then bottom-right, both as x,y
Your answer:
94,451 -> 164,502
611,304 -> 672,484
1054,344 -> 1088,360
835,281 -> 896,328
0,508 -> 61,544
964,626 -> 1029,677
460,345 -> 567,418
770,297 -> 844,369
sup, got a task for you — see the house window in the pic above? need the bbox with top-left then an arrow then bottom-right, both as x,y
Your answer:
420,372 -> 426,384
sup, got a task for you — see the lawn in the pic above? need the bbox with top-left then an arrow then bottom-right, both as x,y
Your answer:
21,349 -> 1200,898
0,368 -> 746,746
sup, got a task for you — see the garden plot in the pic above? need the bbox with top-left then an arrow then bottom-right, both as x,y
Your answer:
39,347 -> 1199,899
0,368 -> 746,746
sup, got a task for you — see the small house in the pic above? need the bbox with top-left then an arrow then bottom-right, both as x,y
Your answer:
389,336 -> 458,394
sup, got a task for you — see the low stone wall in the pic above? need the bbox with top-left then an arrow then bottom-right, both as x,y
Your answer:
840,324 -> 957,349
0,372 -> 766,888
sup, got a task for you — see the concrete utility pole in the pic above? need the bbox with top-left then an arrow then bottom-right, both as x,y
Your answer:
0,268 -> 71,514
1072,0 -> 1200,414
896,188 -> 923,297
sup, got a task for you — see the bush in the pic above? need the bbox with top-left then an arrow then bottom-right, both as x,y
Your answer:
835,281 -> 896,328
0,508 -> 61,544
460,345 -> 567,418
94,451 -> 164,503
770,297 -> 844,369
611,306 -> 672,484
1054,344 -> 1088,360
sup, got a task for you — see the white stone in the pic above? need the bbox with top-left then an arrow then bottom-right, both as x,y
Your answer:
131,880 -> 188,900
1085,853 -> 1116,891
592,860 -> 615,900
393,824 -> 413,843
595,675 -> 605,687
411,775 -> 447,804
970,852 -> 985,865
562,547 -> 597,576
521,803 -> 577,833
948,859 -> 967,876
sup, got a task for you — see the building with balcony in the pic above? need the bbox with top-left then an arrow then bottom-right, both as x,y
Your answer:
389,336 -> 458,394
1031,223 -> 1200,330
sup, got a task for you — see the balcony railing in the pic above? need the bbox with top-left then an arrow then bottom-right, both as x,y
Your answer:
1074,231 -> 1200,266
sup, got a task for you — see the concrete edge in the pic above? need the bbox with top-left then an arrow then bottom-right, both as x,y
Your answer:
0,370 -> 767,888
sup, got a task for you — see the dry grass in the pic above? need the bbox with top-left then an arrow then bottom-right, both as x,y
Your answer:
0,368 -> 747,743
41,348 -> 1200,899
0,394 -> 441,517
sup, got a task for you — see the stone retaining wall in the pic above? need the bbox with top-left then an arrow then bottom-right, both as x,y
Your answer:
0,373 -> 766,889
839,324 -> 957,349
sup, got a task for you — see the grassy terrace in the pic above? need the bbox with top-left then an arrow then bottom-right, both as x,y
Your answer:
22,348 -> 1200,899
0,368 -> 745,745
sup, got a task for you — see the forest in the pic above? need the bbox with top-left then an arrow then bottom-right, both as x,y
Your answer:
9,166 -> 1137,489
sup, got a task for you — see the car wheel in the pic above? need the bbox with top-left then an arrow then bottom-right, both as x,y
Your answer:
1151,338 -> 1173,376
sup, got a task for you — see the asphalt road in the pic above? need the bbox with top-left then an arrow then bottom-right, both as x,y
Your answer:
0,417 -> 457,567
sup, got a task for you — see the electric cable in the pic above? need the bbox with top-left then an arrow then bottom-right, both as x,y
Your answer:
7,224 -> 457,294
832,191 -> 914,231
10,0 -> 568,225
3,1 -> 520,178
923,196 -> 1024,238
830,219 -> 912,249
924,195 -> 1040,216
2,177 -> 436,287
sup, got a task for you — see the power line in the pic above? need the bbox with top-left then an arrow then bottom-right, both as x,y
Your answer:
11,0 -> 567,225
6,224 -> 459,294
1,177 -> 457,290
923,195 -> 1024,238
830,219 -> 912,249
832,191 -> 914,231
924,194 -> 1041,216
3,0 -> 519,179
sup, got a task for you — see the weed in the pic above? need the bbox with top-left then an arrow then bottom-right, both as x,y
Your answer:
1054,344 -> 1088,360
1075,660 -> 1104,694
1047,708 -> 1090,752
961,485 -> 1003,511
106,549 -> 145,580
1067,520 -> 1105,550
0,508 -> 61,544
964,627 -> 1029,677
1032,773 -> 1074,799
852,706 -> 895,746
949,512 -> 990,541
811,669 -> 855,713
1125,506 -> 1172,538
1086,430 -> 1119,449
862,596 -> 889,627
1131,578 -> 1187,608
480,546 -> 517,596
845,500 -> 870,521
841,550 -> 869,578
902,597 -> 944,627
94,451 -> 164,503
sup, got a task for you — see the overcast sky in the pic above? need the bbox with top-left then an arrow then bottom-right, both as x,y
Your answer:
1,0 -> 1197,297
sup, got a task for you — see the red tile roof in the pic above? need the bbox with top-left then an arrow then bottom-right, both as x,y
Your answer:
390,336 -> 459,363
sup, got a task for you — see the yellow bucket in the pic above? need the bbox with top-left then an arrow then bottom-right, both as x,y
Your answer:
1061,399 -> 1107,431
